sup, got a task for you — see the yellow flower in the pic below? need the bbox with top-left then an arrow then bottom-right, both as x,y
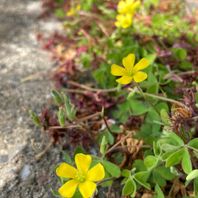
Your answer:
117,0 -> 140,15
115,14 -> 133,29
111,53 -> 150,85
115,0 -> 140,29
56,153 -> 105,198
66,4 -> 81,17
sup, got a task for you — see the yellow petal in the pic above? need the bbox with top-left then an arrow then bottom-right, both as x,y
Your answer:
75,153 -> 92,173
133,58 -> 149,72
117,1 -> 127,14
122,53 -> 135,73
115,21 -> 121,27
56,163 -> 77,178
111,64 -> 126,76
115,14 -> 133,29
58,179 -> 78,198
132,0 -> 141,10
133,71 -> 148,82
87,163 -> 105,182
79,181 -> 96,198
116,76 -> 133,85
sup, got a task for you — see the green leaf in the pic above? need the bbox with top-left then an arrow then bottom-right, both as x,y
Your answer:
51,189 -> 61,197
138,108 -> 161,143
73,189 -> 83,198
134,171 -> 151,189
121,169 -> 131,177
186,170 -> 198,181
144,155 -> 158,170
162,150 -> 177,160
110,125 -> 122,134
152,166 -> 176,187
81,0 -> 94,11
74,146 -> 85,156
102,160 -> 121,178
152,171 -> 166,187
179,61 -> 192,70
63,94 -> 76,121
165,148 -> 184,167
154,166 -> 175,181
122,178 -> 136,196
132,160 -> 147,172
172,48 -> 187,61
63,152 -> 73,165
154,184 -> 164,198
144,0 -> 159,8
194,177 -> 198,196
160,109 -> 171,126
145,54 -> 157,64
54,9 -> 65,18
51,90 -> 63,106
57,107 -> 65,127
55,0 -> 64,3
182,148 -> 192,174
29,110 -> 41,127
161,131 -> 184,147
188,138 -> 198,150
143,72 -> 159,94
146,108 -> 161,129
128,98 -> 150,116
106,131 -> 114,145
153,141 -> 161,156
161,143 -> 180,152
152,14 -> 165,28
93,63 -> 115,89
100,136 -> 107,156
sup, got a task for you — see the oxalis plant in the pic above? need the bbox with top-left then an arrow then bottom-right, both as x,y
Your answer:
30,53 -> 198,198
30,0 -> 198,197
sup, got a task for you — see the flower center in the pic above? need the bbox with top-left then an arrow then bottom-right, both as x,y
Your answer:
75,171 -> 87,183
128,68 -> 135,76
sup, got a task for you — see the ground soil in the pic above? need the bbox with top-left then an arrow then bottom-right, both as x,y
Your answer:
0,0 -> 62,197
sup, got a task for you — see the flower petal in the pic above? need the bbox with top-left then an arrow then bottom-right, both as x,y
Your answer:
56,163 -> 77,178
133,58 -> 149,72
58,179 -> 78,198
111,64 -> 126,76
117,0 -> 127,14
115,14 -> 132,29
122,53 -> 135,73
133,71 -> 148,82
75,153 -> 92,173
116,76 -> 133,85
79,181 -> 96,198
87,163 -> 105,182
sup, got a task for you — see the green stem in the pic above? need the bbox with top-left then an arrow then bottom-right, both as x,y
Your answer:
186,145 -> 198,153
135,85 -> 161,115
128,88 -> 188,108
97,177 -> 114,185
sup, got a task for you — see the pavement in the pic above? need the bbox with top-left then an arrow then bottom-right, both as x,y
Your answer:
0,0 -> 62,196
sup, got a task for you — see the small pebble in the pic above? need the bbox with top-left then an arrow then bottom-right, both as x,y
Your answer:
0,155 -> 8,163
20,164 -> 31,181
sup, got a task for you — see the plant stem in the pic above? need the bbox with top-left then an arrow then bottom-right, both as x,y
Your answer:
97,177 -> 114,185
128,88 -> 188,108
103,116 -> 113,133
67,80 -> 118,93
78,112 -> 101,122
186,145 -> 198,153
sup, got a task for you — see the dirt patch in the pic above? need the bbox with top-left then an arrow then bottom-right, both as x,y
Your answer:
0,0 -> 62,197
